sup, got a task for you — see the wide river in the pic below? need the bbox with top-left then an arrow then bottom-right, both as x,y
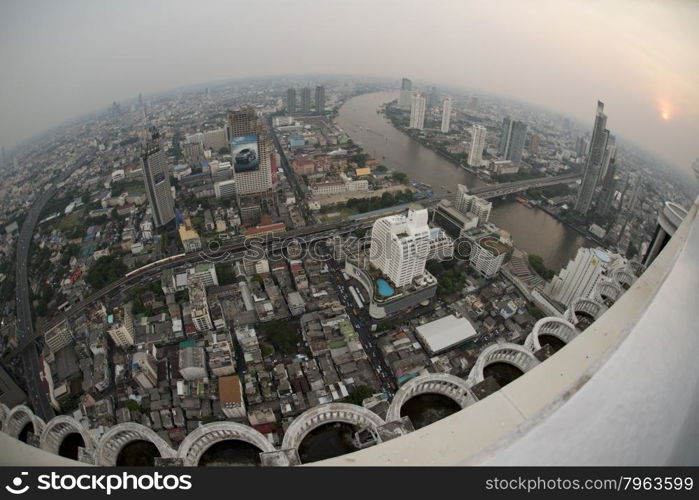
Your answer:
335,91 -> 591,271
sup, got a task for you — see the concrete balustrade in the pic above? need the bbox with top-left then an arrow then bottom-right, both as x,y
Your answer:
177,422 -> 275,466
386,373 -> 475,423
468,343 -> 540,385
525,317 -> 579,352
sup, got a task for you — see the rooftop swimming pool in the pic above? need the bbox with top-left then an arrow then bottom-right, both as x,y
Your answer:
376,278 -> 395,297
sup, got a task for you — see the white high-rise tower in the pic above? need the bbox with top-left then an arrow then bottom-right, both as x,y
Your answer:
410,94 -> 426,130
370,209 -> 431,287
468,125 -> 487,167
441,96 -> 452,133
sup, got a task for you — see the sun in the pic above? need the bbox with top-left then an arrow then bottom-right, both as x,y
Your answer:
661,111 -> 670,121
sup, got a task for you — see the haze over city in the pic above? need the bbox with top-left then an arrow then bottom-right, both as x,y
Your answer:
1,0 -> 697,171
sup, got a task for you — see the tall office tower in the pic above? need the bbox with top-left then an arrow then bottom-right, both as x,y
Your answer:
595,145 -> 617,217
441,96 -> 452,133
498,117 -> 528,164
0,146 -> 6,168
621,175 -> 641,214
546,247 -> 621,307
409,94 -> 426,130
455,184 -> 491,225
398,77 -> 412,108
468,125 -> 487,167
370,209 -> 431,287
300,87 -> 312,113
227,108 -> 275,224
141,129 -> 175,228
575,101 -> 610,215
427,87 -> 438,108
642,201 -> 688,267
529,134 -> 540,155
575,136 -> 589,157
314,85 -> 325,114
286,88 -> 296,114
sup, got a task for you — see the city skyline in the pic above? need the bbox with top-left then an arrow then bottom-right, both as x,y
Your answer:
0,0 -> 697,172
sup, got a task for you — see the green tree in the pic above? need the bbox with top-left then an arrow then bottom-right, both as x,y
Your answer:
85,255 -> 127,289
345,385 -> 374,405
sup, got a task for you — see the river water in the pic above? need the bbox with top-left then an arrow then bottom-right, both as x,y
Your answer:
335,91 -> 591,271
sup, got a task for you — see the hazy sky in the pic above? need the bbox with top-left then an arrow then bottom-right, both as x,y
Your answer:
1,0 -> 697,170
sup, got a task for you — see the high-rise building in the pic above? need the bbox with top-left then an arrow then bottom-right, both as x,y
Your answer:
398,78 -> 412,108
300,87 -> 311,113
409,94 -> 426,130
141,129 -> 175,228
595,145 -> 617,217
468,125 -> 487,167
427,86 -> 438,109
469,237 -> 507,278
315,85 -> 325,114
227,108 -> 275,223
455,184 -> 491,225
546,247 -> 622,307
108,305 -> 135,347
189,276 -> 213,332
575,101 -> 610,215
286,88 -> 296,114
529,134 -> 540,155
498,117 -> 527,164
441,96 -> 452,133
370,208 -> 431,287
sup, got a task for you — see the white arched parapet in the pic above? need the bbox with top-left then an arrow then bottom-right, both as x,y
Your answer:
95,422 -> 176,466
611,268 -> 636,291
177,422 -> 276,466
0,403 -> 9,432
524,317 -> 579,352
281,403 -> 385,452
563,297 -> 607,329
468,343 -> 540,385
592,279 -> 624,308
627,260 -> 646,278
40,415 -> 96,456
386,373 -> 475,423
4,405 -> 46,440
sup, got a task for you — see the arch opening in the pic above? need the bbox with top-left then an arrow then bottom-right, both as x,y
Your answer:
58,432 -> 85,460
18,422 -> 34,443
297,422 -> 360,464
483,362 -> 524,388
400,393 -> 461,429
197,440 -> 263,467
574,311 -> 596,330
538,334 -> 566,353
116,440 -> 161,466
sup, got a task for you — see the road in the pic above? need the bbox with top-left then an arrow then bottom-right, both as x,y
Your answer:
320,245 -> 397,395
12,185 -> 59,420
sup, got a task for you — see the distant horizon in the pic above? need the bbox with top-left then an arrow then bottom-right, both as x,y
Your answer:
4,71 -> 695,185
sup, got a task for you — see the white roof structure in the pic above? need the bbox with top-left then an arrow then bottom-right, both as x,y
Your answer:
415,315 -> 478,354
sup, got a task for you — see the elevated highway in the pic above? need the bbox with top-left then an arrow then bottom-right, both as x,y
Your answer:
470,172 -> 581,199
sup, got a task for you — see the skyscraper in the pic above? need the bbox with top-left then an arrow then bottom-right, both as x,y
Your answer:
227,108 -> 275,223
575,101 -> 610,215
409,94 -> 426,130
398,78 -> 412,108
286,88 -> 296,114
441,96 -> 452,133
529,134 -> 540,155
595,145 -> 617,217
370,209 -> 431,287
314,85 -> 325,114
499,117 -> 527,164
300,87 -> 311,113
141,129 -> 175,228
468,125 -> 487,167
